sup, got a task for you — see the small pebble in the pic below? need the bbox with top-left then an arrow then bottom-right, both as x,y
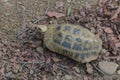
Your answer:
36,47 -> 44,54
98,61 -> 119,74
13,69 -> 19,73
117,70 -> 120,74
73,67 -> 80,73
30,69 -> 34,74
18,1 -> 22,5
65,75 -> 72,80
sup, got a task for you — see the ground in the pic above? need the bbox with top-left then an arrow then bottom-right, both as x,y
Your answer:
0,0 -> 120,80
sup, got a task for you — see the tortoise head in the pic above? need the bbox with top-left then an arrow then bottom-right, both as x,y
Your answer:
36,25 -> 48,32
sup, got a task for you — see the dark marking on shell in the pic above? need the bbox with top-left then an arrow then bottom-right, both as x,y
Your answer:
73,28 -> 80,35
54,38 -> 61,45
65,35 -> 73,41
80,54 -> 85,60
76,38 -> 82,43
91,51 -> 97,55
62,41 -> 71,49
72,43 -> 82,50
63,26 -> 71,31
56,26 -> 61,30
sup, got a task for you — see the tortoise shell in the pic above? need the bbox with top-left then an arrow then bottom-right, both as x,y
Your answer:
44,24 -> 102,63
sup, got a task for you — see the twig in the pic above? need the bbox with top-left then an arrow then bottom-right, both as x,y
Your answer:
48,63 -> 70,74
19,63 -> 26,72
44,0 -> 50,15
104,56 -> 120,60
9,60 -> 45,64
91,62 -> 106,75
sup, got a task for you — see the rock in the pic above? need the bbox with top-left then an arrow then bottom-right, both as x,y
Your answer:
13,68 -> 19,73
98,61 -> 119,74
65,75 -> 72,80
117,70 -> 120,74
29,69 -> 34,74
73,67 -> 80,73
5,72 -> 15,78
86,63 -> 93,74
115,42 -> 120,48
36,47 -> 44,54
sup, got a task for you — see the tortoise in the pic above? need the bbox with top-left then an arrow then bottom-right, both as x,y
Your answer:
38,24 -> 102,63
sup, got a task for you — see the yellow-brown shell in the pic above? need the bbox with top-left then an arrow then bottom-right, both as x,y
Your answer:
44,24 -> 102,63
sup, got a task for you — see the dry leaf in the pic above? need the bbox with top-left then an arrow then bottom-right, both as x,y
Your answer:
104,27 -> 113,34
47,11 -> 65,18
83,75 -> 89,80
53,64 -> 58,71
46,57 -> 51,63
104,7 -> 111,17
73,72 -> 82,78
43,75 -> 47,80
104,51 -> 110,57
65,75 -> 72,80
110,6 -> 120,20
73,67 -> 80,73
99,0 -> 108,5
36,16 -> 46,20
0,67 -> 5,75
86,63 -> 93,74
113,25 -> 118,33
52,57 -> 61,63
21,51 -> 31,56
80,11 -> 86,17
